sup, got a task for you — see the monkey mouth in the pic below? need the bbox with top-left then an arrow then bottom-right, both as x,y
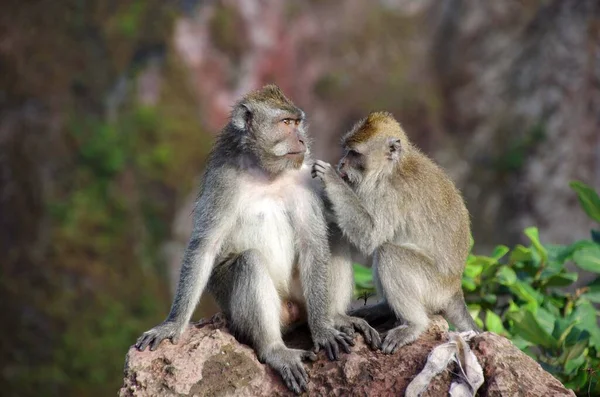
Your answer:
339,171 -> 349,182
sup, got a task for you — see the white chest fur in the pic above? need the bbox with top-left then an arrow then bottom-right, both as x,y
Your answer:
226,165 -> 315,296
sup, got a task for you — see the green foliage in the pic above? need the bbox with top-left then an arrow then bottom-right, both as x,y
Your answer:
353,181 -> 600,395
39,58 -> 210,396
570,181 -> 600,223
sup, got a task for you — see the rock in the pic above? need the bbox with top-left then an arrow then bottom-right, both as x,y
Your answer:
120,314 -> 574,396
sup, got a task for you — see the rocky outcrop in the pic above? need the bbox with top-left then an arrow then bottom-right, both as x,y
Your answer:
120,315 -> 574,397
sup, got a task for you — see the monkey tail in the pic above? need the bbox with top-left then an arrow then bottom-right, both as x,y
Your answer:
444,292 -> 480,332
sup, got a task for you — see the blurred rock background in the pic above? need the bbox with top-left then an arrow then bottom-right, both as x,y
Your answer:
0,0 -> 598,396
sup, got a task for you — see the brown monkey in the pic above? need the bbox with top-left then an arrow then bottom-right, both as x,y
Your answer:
312,111 -> 478,354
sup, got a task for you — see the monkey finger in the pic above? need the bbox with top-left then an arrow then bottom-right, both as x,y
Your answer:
313,165 -> 327,175
360,328 -> 372,345
381,340 -> 390,354
324,342 -> 336,361
291,365 -> 308,390
314,159 -> 330,168
297,362 -> 309,385
340,331 -> 355,346
340,326 -> 355,339
370,331 -> 382,350
283,368 -> 301,395
330,340 -> 341,360
381,338 -> 397,355
170,335 -> 180,345
136,335 -> 152,351
335,335 -> 352,353
302,350 -> 317,362
149,337 -> 162,351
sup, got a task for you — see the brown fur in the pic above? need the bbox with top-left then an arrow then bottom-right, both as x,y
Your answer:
313,111 -> 478,355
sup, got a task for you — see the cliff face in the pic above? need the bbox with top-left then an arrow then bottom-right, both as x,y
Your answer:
426,0 -> 600,247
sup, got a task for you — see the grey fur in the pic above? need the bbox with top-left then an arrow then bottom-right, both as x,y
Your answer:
312,112 -> 479,354
135,85 -> 354,394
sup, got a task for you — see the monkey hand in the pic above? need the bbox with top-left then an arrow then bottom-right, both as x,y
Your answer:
334,314 -> 382,351
263,345 -> 316,394
312,325 -> 355,361
135,321 -> 183,351
311,160 -> 342,184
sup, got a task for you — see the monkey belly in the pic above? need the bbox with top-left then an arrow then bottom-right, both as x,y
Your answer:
226,197 -> 299,297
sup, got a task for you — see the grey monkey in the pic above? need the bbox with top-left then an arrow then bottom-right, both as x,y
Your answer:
136,85 -> 374,394
312,111 -> 479,354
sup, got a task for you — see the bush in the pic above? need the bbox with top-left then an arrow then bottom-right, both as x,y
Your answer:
353,180 -> 600,395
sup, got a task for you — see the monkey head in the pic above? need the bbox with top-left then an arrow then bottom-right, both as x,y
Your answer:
337,111 -> 407,185
231,84 -> 309,175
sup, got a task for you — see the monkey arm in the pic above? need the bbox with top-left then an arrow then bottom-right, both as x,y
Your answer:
167,170 -> 239,326
291,195 -> 354,360
312,160 -> 398,255
164,236 -> 220,325
136,169 -> 236,351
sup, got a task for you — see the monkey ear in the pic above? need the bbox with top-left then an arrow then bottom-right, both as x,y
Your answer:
387,138 -> 402,161
232,103 -> 252,130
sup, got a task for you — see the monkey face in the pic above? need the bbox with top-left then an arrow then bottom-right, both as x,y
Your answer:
337,148 -> 366,185
252,111 -> 307,174
339,111 -> 407,186
233,85 -> 309,175
339,136 -> 403,186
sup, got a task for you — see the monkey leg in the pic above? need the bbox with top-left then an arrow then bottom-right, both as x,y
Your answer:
374,244 -> 430,354
208,250 -> 316,394
328,232 -> 381,349
443,291 -> 480,332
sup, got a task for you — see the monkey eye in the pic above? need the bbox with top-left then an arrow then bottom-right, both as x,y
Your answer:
348,149 -> 361,157
282,118 -> 292,125
294,119 -> 301,126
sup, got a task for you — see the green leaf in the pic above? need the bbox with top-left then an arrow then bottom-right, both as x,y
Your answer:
581,291 -> 600,303
584,277 -> 600,302
508,281 -> 543,304
544,272 -> 578,287
536,307 -> 557,335
464,263 -> 483,278
508,310 -> 557,349
572,245 -> 600,273
551,240 -> 597,263
491,245 -> 510,261
552,319 -> 578,346
563,352 -> 586,375
511,335 -> 533,351
497,266 -> 517,285
461,277 -> 477,292
467,304 -> 480,318
482,294 -> 497,305
510,245 -> 532,263
524,227 -> 548,265
485,310 -> 507,335
564,367 -> 591,391
570,301 -> 600,349
570,180 -> 600,222
353,263 -> 374,288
